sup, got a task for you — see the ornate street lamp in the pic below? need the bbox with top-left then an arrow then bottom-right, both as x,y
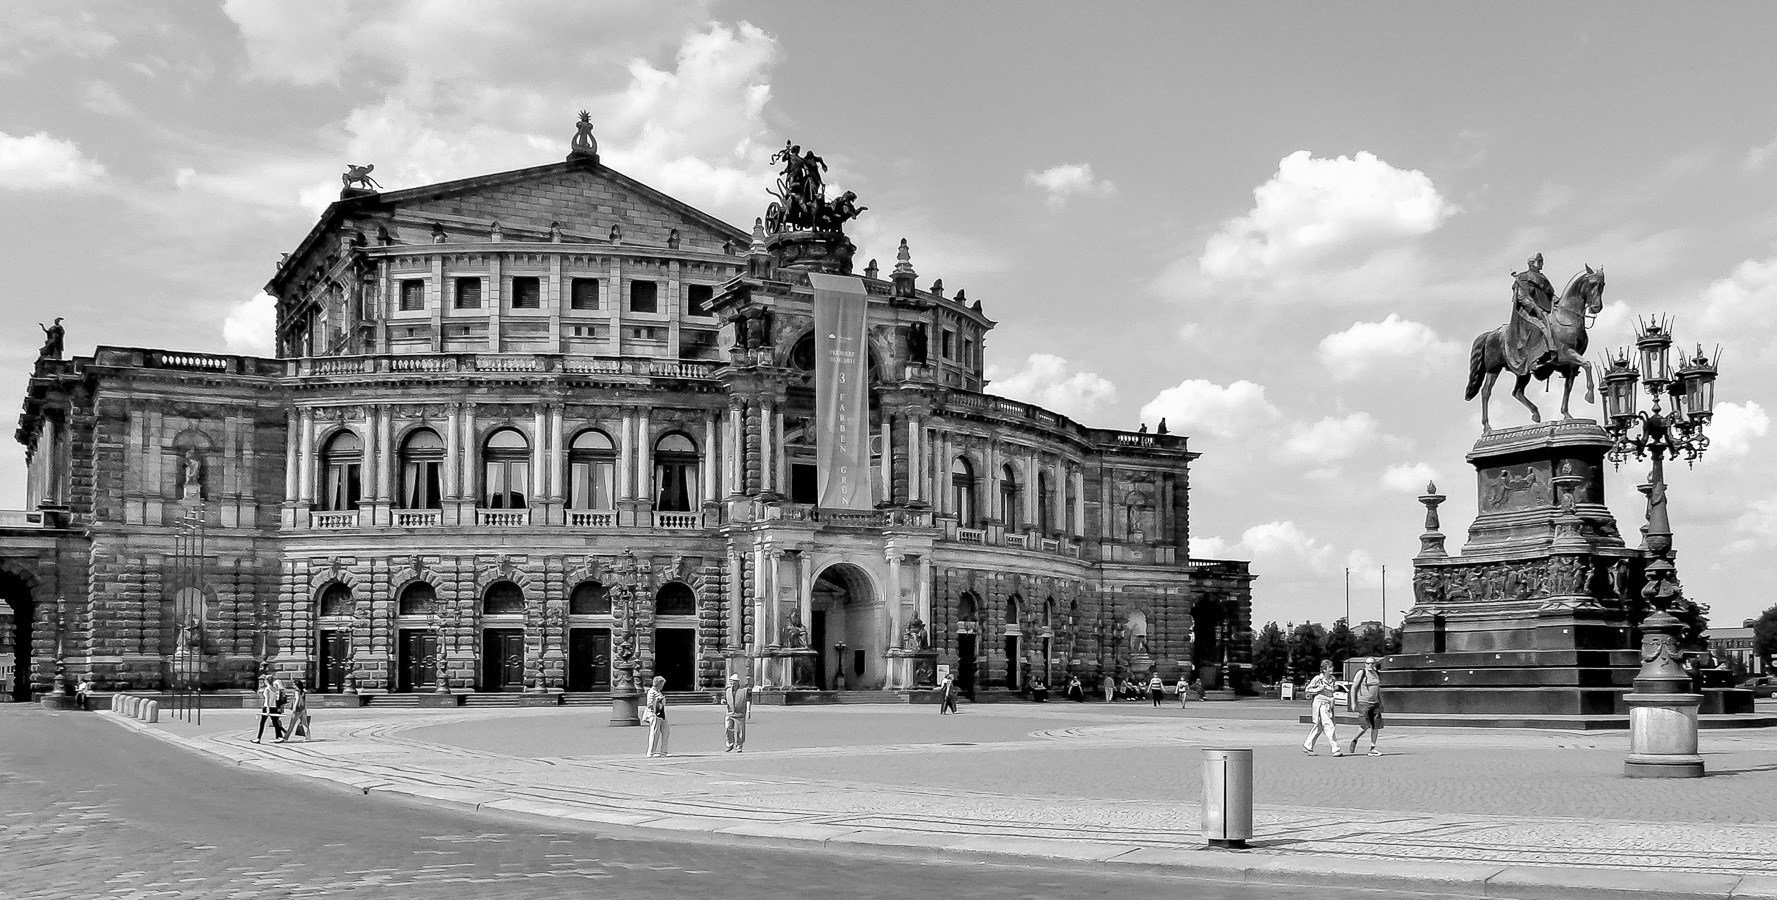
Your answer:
1604,317 -> 1721,778
608,550 -> 642,727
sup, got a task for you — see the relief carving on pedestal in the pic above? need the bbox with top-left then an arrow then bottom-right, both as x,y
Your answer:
1481,464 -> 1551,512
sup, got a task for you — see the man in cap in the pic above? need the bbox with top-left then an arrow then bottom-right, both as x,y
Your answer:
1348,657 -> 1385,757
724,673 -> 752,752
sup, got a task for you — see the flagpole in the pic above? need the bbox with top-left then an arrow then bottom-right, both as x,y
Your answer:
1344,567 -> 1350,625
1381,564 -> 1388,633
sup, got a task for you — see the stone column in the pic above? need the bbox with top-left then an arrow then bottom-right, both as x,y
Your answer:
1026,449 -> 1040,531
443,405 -> 461,502
775,407 -> 787,498
549,404 -> 566,504
728,400 -> 745,496
283,410 -> 300,501
531,405 -> 547,507
727,548 -> 745,652
376,407 -> 394,503
796,551 -> 814,644
702,410 -> 718,504
916,554 -> 932,625
879,413 -> 894,504
766,548 -> 784,648
636,408 -> 653,508
461,404 -> 479,506
1072,467 -> 1086,537
297,408 -> 316,506
759,400 -> 774,494
906,414 -> 922,503
618,408 -> 635,500
886,552 -> 904,649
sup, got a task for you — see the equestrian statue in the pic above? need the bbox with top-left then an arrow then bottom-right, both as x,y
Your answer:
1464,253 -> 1606,432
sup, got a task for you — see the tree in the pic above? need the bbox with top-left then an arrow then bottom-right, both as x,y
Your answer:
1324,617 -> 1356,666
1287,621 -> 1326,683
1353,621 -> 1390,658
1252,621 -> 1287,684
1752,603 -> 1777,668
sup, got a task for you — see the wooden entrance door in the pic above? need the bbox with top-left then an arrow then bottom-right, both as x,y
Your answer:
397,630 -> 438,692
653,628 -> 696,691
958,633 -> 977,699
567,627 -> 610,691
317,629 -> 350,693
482,629 -> 525,692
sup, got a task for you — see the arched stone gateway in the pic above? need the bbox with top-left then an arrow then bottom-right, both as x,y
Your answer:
810,563 -> 881,690
0,571 -> 35,702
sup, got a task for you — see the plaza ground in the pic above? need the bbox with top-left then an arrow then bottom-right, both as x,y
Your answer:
14,697 -> 1777,898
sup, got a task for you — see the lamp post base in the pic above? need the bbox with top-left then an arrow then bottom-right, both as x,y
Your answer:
1624,691 -> 1704,778
609,692 -> 641,727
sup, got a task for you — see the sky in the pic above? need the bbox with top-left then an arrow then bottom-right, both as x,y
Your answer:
4,1 -> 1777,630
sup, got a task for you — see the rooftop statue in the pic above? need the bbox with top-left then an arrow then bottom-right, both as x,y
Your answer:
37,317 -> 64,361
341,164 -> 381,193
1464,255 -> 1605,432
764,140 -> 866,235
568,110 -> 599,160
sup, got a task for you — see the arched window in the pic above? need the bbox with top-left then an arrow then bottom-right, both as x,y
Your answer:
398,582 -> 436,616
1044,597 -> 1056,630
569,580 -> 610,615
483,581 -> 524,616
318,583 -> 352,618
958,591 -> 978,621
951,457 -> 976,527
1006,593 -> 1022,626
1000,464 -> 1019,529
567,430 -> 616,510
320,430 -> 362,511
483,429 -> 530,509
654,433 -> 699,512
399,428 -> 444,509
1037,471 -> 1054,534
655,581 -> 696,616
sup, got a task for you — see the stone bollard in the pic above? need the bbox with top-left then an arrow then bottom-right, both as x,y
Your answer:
144,700 -> 158,724
122,695 -> 136,717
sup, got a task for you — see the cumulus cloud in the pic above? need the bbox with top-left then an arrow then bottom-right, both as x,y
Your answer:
1708,400 -> 1769,456
217,4 -> 774,224
1024,162 -> 1114,207
0,131 -> 106,190
1197,521 -> 1339,572
1697,255 -> 1777,336
222,292 -> 278,356
1198,150 -> 1453,283
0,7 -> 116,71
1283,412 -> 1383,460
985,354 -> 1116,422
1139,378 -> 1280,439
1317,314 -> 1461,380
1380,462 -> 1439,493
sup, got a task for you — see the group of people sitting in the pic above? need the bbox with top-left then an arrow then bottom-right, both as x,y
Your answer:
1055,672 -> 1205,703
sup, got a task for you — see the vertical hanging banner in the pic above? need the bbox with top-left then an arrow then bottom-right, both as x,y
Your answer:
808,272 -> 874,510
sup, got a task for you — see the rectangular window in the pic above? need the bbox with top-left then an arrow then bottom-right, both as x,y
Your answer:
686,284 -> 714,317
569,325 -> 602,338
962,338 -> 975,366
942,330 -> 955,359
791,463 -> 818,504
630,279 -> 658,313
629,326 -> 663,341
569,460 -> 616,509
510,276 -> 541,309
570,278 -> 600,310
401,461 -> 442,509
323,463 -> 361,511
453,278 -> 482,309
399,280 -> 425,311
484,460 -> 530,508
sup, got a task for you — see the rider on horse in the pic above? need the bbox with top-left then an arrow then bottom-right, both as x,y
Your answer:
1506,253 -> 1558,377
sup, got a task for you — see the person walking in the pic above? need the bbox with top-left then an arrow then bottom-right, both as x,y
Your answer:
1177,674 -> 1191,708
938,673 -> 960,714
253,675 -> 287,744
280,680 -> 310,743
1347,657 -> 1385,756
724,674 -> 751,752
1147,672 -> 1165,708
1302,659 -> 1344,756
644,676 -> 670,757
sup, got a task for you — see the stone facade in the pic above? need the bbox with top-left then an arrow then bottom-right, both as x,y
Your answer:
6,145 -> 1253,700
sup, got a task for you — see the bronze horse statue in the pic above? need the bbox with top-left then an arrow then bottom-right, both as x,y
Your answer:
1464,266 -> 1606,431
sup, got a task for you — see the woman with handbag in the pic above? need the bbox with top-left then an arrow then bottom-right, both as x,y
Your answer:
644,676 -> 670,758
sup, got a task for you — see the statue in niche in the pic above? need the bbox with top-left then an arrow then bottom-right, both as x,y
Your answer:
1610,559 -> 1632,601
783,608 -> 810,649
904,615 -> 930,651
179,450 -> 203,500
37,318 -> 64,361
175,611 -> 203,654
906,322 -> 928,365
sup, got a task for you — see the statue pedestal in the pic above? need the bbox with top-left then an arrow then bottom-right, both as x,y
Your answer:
1397,422 -> 1642,722
886,649 -> 937,690
1625,691 -> 1705,777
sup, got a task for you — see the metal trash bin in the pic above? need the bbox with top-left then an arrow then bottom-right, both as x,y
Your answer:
1202,747 -> 1253,848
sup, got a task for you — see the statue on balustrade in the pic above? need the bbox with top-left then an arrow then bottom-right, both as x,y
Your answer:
37,318 -> 63,361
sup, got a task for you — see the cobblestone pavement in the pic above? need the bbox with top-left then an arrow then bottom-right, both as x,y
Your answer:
0,706 -> 1403,900
59,699 -> 1777,882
